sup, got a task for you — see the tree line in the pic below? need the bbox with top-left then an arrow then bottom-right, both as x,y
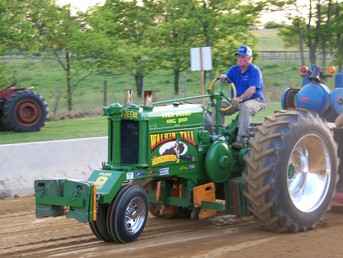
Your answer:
0,0 -> 288,111
279,0 -> 343,70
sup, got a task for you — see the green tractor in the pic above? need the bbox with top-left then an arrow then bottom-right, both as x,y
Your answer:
35,79 -> 340,243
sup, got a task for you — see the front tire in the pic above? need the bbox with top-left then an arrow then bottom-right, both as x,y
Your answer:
89,205 -> 114,242
107,185 -> 148,243
245,110 -> 338,232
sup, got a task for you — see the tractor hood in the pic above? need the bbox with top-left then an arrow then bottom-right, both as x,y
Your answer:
104,102 -> 204,132
144,104 -> 204,131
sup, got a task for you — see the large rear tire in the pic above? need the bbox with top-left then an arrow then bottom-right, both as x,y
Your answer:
244,110 -> 339,232
1,90 -> 48,132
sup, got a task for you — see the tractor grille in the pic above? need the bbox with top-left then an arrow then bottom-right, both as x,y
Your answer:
121,120 -> 139,164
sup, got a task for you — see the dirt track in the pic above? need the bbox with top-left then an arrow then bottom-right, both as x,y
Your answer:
1,197 -> 343,258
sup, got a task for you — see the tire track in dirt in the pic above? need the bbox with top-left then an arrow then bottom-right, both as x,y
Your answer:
20,222 -> 260,258
2,197 -> 343,258
0,202 -> 258,258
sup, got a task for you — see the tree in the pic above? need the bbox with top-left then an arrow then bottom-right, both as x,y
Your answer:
331,2 -> 343,70
88,0 -> 282,97
153,0 -> 200,95
189,0 -> 266,76
279,17 -> 306,65
88,0 -> 160,97
264,21 -> 285,29
11,0 -> 94,111
279,0 -> 342,66
155,0 -> 264,93
0,0 -> 28,86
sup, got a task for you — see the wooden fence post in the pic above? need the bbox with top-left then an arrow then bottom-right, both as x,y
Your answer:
103,80 -> 108,106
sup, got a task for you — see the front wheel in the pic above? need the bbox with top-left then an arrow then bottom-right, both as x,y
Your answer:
245,110 -> 338,232
89,205 -> 114,242
107,185 -> 148,243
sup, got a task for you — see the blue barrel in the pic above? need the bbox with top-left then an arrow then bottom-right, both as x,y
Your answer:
295,82 -> 330,115
330,88 -> 343,114
335,72 -> 343,88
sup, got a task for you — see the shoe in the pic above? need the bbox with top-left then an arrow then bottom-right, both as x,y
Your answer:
232,141 -> 244,149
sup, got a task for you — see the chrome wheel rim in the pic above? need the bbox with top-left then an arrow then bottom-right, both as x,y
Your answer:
124,196 -> 146,234
287,133 -> 331,213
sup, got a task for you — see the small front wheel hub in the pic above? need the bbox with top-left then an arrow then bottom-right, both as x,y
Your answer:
125,196 -> 147,234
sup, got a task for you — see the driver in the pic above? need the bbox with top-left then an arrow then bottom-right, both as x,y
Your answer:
220,45 -> 265,148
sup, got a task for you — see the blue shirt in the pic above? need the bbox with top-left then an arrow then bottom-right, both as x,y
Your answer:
225,64 -> 265,102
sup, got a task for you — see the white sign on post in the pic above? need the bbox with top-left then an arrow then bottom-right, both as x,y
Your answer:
190,47 -> 212,97
190,47 -> 213,71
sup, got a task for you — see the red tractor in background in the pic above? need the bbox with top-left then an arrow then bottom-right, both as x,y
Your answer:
0,85 -> 48,132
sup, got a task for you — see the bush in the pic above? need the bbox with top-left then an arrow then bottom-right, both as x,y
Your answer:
264,22 -> 284,29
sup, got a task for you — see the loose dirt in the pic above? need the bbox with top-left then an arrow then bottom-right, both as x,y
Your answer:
1,197 -> 343,258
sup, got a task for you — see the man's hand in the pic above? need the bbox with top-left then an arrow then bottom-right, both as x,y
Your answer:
218,74 -> 228,82
233,97 -> 242,104
236,87 -> 256,103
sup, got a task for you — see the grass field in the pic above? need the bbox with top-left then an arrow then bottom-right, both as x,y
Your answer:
252,29 -> 297,51
0,116 -> 107,144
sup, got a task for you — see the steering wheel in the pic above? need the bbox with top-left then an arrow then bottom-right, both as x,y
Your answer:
208,77 -> 237,113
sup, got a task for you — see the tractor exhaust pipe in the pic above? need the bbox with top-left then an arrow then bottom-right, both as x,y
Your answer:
144,90 -> 153,106
126,89 -> 134,105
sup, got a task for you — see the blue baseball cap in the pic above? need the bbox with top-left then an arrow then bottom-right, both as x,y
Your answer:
236,45 -> 253,57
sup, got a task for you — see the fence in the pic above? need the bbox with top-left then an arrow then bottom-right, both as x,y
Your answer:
256,51 -> 334,64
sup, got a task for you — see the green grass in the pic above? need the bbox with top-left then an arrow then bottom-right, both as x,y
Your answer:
252,29 -> 296,51
0,116 -> 107,144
